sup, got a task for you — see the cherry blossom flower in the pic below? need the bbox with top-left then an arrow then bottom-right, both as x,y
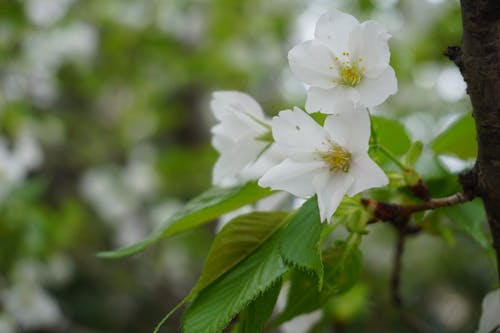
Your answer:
258,102 -> 387,222
476,289 -> 500,333
211,91 -> 278,187
288,9 -> 397,112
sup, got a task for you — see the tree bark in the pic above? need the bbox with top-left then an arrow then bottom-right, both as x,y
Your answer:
459,0 -> 500,282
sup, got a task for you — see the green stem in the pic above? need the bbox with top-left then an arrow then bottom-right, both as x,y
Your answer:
377,144 -> 406,171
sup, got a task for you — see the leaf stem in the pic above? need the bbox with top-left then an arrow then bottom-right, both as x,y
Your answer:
377,144 -> 407,171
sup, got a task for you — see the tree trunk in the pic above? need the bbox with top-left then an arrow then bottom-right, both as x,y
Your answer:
459,0 -> 500,282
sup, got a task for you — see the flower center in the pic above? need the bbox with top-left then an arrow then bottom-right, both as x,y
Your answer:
333,52 -> 365,87
320,142 -> 352,173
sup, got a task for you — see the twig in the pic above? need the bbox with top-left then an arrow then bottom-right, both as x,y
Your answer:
362,191 -> 473,223
391,228 -> 406,308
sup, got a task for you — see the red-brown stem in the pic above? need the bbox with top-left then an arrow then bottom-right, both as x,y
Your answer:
362,191 -> 473,223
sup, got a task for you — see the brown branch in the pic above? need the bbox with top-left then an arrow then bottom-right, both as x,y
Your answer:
362,191 -> 473,223
459,0 -> 500,283
391,228 -> 406,308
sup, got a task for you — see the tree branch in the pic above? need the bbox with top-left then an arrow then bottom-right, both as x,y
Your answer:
362,191 -> 473,223
459,0 -> 500,283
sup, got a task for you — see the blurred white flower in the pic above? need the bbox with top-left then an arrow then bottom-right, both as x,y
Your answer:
1,282 -> 61,330
1,259 -> 69,331
0,129 -> 43,199
0,313 -> 15,333
476,289 -> 500,333
211,91 -> 278,187
288,9 -> 397,112
25,0 -> 74,26
259,104 -> 387,222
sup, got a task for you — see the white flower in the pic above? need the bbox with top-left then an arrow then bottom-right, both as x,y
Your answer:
258,103 -> 387,222
476,289 -> 500,333
288,9 -> 397,112
211,91 -> 277,187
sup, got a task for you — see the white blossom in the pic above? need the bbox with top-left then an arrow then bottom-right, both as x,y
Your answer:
258,103 -> 387,222
211,91 -> 278,187
288,9 -> 397,112
476,289 -> 500,333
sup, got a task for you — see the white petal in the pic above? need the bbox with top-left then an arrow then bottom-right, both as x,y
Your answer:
314,9 -> 359,56
313,171 -> 354,222
305,87 -> 360,114
357,66 -> 398,107
211,130 -> 232,153
348,21 -> 391,78
271,108 -> 327,157
258,158 -> 323,198
346,153 -> 388,196
476,289 -> 500,333
213,135 -> 267,186
211,91 -> 264,120
239,144 -> 285,182
323,104 -> 370,153
288,41 -> 338,89
211,113 -> 260,141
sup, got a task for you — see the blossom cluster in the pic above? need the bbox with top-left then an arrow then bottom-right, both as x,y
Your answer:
211,9 -> 397,222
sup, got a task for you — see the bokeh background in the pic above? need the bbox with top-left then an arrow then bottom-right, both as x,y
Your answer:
0,0 -> 496,332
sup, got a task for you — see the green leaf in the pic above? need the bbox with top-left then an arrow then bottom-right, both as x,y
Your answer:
237,281 -> 282,333
432,113 -> 477,159
153,211 -> 288,332
430,199 -> 488,248
272,241 -> 363,327
195,211 -> 288,294
97,182 -> 273,259
182,230 -> 288,333
309,112 -> 328,126
280,196 -> 325,290
371,116 -> 411,156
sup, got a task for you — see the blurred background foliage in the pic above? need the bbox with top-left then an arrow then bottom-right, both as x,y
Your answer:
0,0 -> 496,332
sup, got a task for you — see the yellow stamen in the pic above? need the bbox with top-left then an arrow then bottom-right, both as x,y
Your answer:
320,143 -> 352,173
333,52 -> 365,87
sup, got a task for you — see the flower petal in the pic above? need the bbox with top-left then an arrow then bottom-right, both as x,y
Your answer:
258,158 -> 323,198
271,108 -> 327,159
323,104 -> 370,153
313,171 -> 354,222
476,289 -> 500,333
357,66 -> 398,107
348,20 -> 391,78
240,144 -> 285,182
314,9 -> 359,56
305,86 -> 360,114
288,41 -> 338,89
346,153 -> 388,196
211,91 -> 268,140
211,91 -> 264,120
213,134 -> 267,186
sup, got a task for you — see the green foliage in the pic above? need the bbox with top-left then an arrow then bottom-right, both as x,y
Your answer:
98,182 -> 274,259
371,116 -> 411,156
432,113 -> 477,160
182,230 -> 287,333
194,211 -> 288,294
153,211 -> 288,332
424,199 -> 488,248
280,196 -> 326,289
272,241 -> 363,326
370,116 -> 412,171
235,282 -> 282,333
